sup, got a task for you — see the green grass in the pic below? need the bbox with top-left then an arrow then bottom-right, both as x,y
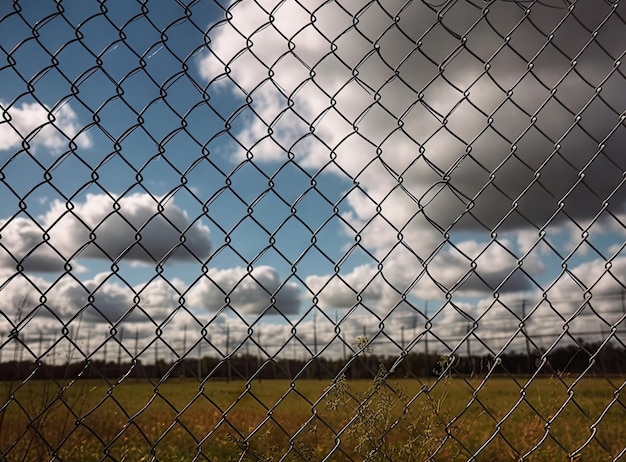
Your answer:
1,374 -> 624,461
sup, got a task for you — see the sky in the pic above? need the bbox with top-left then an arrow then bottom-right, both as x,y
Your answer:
0,0 -> 625,367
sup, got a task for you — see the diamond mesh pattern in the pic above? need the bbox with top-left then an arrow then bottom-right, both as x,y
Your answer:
1,0 -> 625,460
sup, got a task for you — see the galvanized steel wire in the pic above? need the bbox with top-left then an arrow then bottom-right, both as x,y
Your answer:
1,0 -> 625,460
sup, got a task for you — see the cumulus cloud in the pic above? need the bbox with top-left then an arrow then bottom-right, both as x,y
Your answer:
425,238 -> 546,296
306,264 -> 383,309
0,193 -> 212,271
306,236 -> 547,311
0,217 -> 85,273
199,0 -> 626,301
45,274 -> 137,324
1,255 -> 621,361
200,0 -> 625,225
465,253 -> 626,353
9,1 -> 623,361
0,100 -> 92,152
188,265 -> 301,315
0,270 -> 188,326
358,250 -> 626,358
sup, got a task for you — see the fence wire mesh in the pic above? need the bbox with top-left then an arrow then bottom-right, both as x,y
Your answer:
0,0 -> 625,460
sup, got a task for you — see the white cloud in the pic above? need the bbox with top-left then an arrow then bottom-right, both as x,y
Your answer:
44,273 -> 137,324
0,193 -> 212,271
467,254 -> 626,352
1,254 -> 621,361
8,1 -> 622,363
200,0 -> 626,304
188,265 -> 301,315
305,264 -> 382,310
306,235 -> 548,310
0,217 -> 87,273
0,100 -> 92,152
426,238 -> 546,297
44,193 -> 212,263
0,271 -> 46,323
0,270 -> 188,326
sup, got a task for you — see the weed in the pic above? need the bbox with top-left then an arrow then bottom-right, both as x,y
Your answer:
1,376 -> 624,461
325,363 -> 454,461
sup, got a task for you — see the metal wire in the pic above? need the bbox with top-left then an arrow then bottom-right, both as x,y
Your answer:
0,0 -> 625,460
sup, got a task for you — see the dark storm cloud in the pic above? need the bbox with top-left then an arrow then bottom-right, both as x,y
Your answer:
200,0 -> 625,233
199,0 -> 625,304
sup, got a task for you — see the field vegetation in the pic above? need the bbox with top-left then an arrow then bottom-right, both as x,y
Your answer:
1,368 -> 624,461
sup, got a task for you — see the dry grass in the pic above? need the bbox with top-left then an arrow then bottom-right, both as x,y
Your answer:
1,373 -> 624,461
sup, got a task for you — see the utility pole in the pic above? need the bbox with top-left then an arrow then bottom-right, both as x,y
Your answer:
466,322 -> 474,377
66,326 -> 73,364
402,323 -> 409,376
312,312 -> 319,379
521,300 -> 532,374
247,331 -> 251,380
117,327 -> 124,370
313,312 -> 318,355
408,314 -> 418,375
103,339 -> 108,377
616,290 -> 625,349
226,323 -> 231,383
257,329 -> 262,380
133,329 -> 139,377
424,301 -> 430,376
336,310 -> 346,361
181,325 -> 187,378
154,339 -> 159,378
134,329 -> 138,357
197,336 -> 202,379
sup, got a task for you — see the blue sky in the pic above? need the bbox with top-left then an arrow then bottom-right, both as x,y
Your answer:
1,0 -> 625,363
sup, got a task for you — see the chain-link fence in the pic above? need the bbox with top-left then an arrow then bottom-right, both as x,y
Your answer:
1,0 -> 625,460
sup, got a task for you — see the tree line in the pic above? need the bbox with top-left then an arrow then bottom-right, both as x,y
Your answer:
0,339 -> 623,381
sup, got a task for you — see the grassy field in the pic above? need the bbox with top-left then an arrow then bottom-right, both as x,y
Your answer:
1,373 -> 624,461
